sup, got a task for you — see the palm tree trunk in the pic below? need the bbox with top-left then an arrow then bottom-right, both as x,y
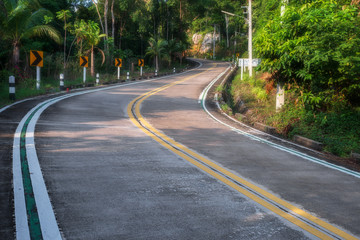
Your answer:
156,55 -> 159,71
64,18 -> 67,69
13,42 -> 20,67
169,51 -> 171,68
91,45 -> 94,77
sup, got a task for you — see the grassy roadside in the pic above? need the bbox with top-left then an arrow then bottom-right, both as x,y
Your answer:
0,63 -> 190,109
219,70 -> 360,158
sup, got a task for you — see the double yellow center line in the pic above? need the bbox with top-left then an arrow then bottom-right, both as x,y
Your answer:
126,67 -> 357,240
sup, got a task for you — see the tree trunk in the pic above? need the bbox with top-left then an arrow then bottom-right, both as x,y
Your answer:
168,51 -> 171,68
119,19 -> 125,50
80,40 -> 83,55
13,41 -> 20,68
180,0 -> 182,20
104,0 -> 109,56
64,17 -> 67,69
111,0 -> 115,43
91,45 -> 94,77
91,0 -> 105,34
155,55 -> 159,71
166,4 -> 169,41
104,0 -> 109,39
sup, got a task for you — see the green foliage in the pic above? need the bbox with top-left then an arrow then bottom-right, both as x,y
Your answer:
146,37 -> 168,70
236,73 -> 268,102
269,103 -> 360,157
215,85 -> 224,93
56,9 -> 71,27
255,0 -> 360,107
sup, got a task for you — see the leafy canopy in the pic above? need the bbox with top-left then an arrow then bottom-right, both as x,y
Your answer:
255,0 -> 360,107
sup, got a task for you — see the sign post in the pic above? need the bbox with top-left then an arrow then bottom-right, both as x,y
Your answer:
30,50 -> 43,90
138,59 -> 144,77
83,68 -> 86,83
115,58 -> 122,80
80,56 -> 88,84
36,67 -> 40,90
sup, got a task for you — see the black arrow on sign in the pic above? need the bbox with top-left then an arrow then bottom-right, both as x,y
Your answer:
139,59 -> 144,66
116,58 -> 121,67
80,56 -> 88,67
31,51 -> 42,66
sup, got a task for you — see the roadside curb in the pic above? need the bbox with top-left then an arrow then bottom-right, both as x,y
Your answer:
293,135 -> 323,151
351,152 -> 360,161
254,122 -> 277,135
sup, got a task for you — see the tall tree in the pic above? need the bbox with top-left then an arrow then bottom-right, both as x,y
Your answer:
103,0 -> 109,51
146,37 -> 168,71
255,0 -> 360,106
1,0 -> 61,67
91,0 -> 105,34
83,20 -> 107,76
70,19 -> 88,56
111,0 -> 115,44
56,9 -> 72,69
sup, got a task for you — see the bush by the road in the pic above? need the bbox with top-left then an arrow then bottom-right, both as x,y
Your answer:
222,70 -> 360,157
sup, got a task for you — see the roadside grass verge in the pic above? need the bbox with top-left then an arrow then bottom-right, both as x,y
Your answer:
221,70 -> 360,157
0,64 -> 190,108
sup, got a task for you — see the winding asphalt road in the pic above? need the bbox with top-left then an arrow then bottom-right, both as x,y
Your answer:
1,59 -> 360,239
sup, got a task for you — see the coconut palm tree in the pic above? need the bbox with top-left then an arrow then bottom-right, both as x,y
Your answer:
175,41 -> 188,66
0,0 -> 61,68
83,20 -> 107,76
146,37 -> 168,71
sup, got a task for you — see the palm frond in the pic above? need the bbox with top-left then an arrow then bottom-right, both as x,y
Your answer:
22,25 -> 62,44
2,0 -> 17,12
95,47 -> 106,65
7,6 -> 31,33
26,8 -> 53,29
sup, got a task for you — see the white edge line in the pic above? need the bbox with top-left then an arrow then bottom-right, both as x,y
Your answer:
26,99 -> 64,240
12,62 -> 203,239
1,98 -> 33,114
198,65 -> 230,103
201,68 -> 360,179
13,114 -> 31,240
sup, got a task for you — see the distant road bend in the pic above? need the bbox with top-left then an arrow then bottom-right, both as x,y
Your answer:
2,59 -> 360,239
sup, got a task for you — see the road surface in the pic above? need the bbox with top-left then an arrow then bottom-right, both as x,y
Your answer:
1,59 -> 359,239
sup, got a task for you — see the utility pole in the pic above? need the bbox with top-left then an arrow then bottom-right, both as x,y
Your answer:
213,24 -> 216,59
248,0 -> 253,77
225,14 -> 229,48
221,7 -> 252,72
276,0 -> 288,111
